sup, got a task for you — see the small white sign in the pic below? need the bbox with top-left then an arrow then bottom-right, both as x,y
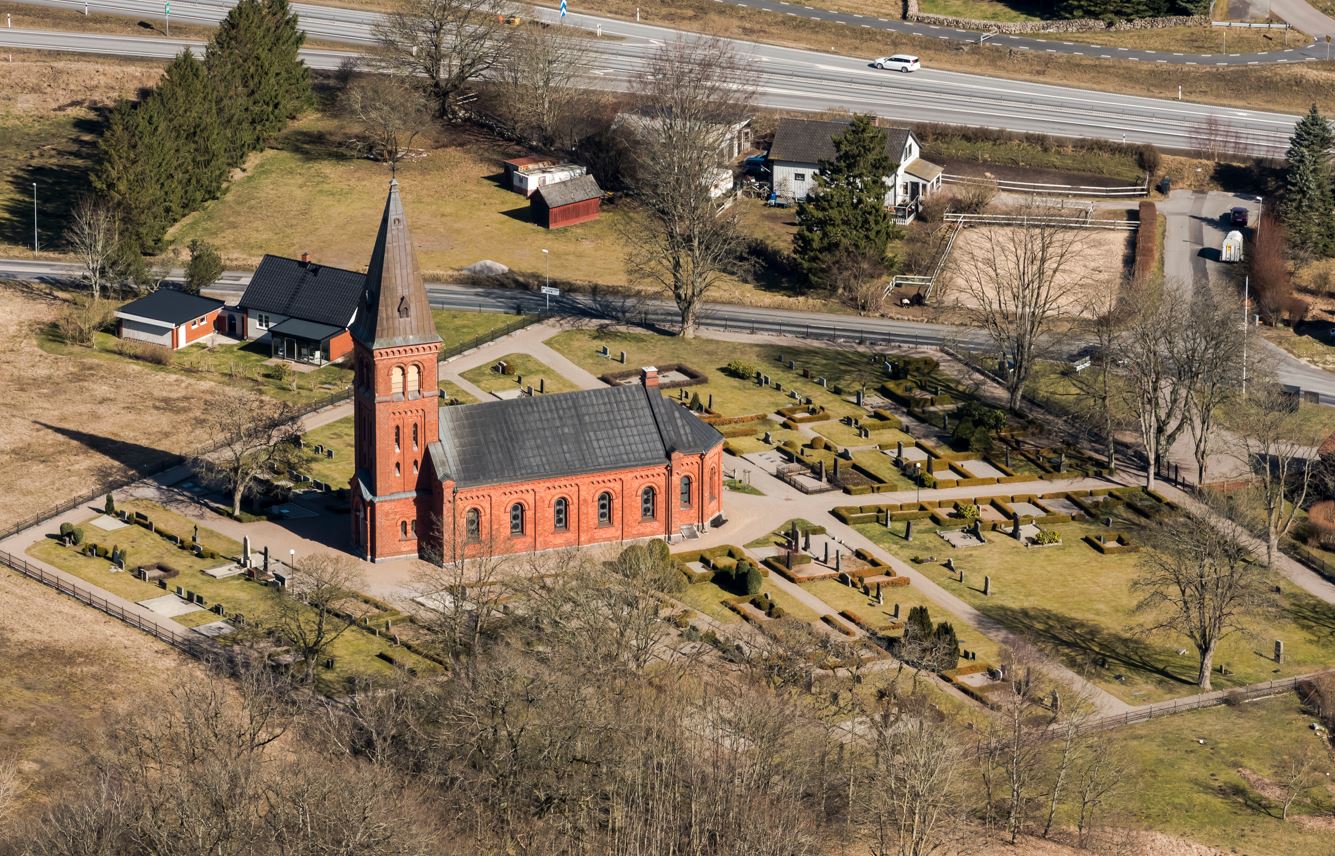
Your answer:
541,286 -> 560,296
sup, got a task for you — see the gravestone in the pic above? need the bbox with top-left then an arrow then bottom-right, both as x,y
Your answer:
708,394 -> 714,410
892,602 -> 900,619
861,427 -> 870,439
762,374 -> 770,387
959,570 -> 966,587
526,386 -> 533,396
192,525 -> 199,544
855,389 -> 864,407
763,431 -> 773,445
817,459 -> 826,482
896,440 -> 904,459
904,520 -> 913,540
983,575 -> 992,596
1103,516 -> 1113,527
1012,517 -> 1021,539
1058,451 -> 1067,471
817,377 -> 827,388
823,542 -> 830,564
1005,448 -> 1011,468
774,382 -> 783,392
942,415 -> 949,431
1275,640 -> 1284,663
874,582 -> 883,605
787,360 -> 796,370
945,557 -> 955,572
263,546 -> 270,574
326,448 -> 334,459
620,350 -> 626,364
832,458 -> 841,480
517,374 -> 523,385
539,378 -> 545,393
802,530 -> 811,551
835,551 -> 842,572
1050,690 -> 1061,714
599,345 -> 609,356
802,368 -> 811,379
314,444 -> 325,454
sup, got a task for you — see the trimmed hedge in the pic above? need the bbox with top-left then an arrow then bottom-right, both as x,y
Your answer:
1133,201 -> 1160,285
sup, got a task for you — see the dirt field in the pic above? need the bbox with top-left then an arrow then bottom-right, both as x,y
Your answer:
935,225 -> 1131,318
0,568 -> 204,814
0,285 -> 224,526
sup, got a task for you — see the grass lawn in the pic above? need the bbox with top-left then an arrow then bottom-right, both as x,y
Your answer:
545,329 -> 890,421
432,309 -> 531,353
724,426 -> 806,455
810,419 -> 913,450
849,449 -> 920,491
440,380 -> 479,405
916,0 -> 1042,21
1107,694 -> 1335,854
1028,24 -> 1309,53
724,477 -> 765,496
678,575 -> 822,625
27,500 -> 434,683
920,133 -> 1144,184
460,352 -> 579,395
853,518 -> 1335,704
302,416 -> 354,487
803,577 -> 1003,663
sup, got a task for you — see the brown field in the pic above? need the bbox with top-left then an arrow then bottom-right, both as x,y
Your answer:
0,285 -> 223,527
935,225 -> 1130,317
0,567 -> 205,814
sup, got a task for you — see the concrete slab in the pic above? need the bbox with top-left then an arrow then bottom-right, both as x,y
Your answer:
193,621 -> 235,638
137,594 -> 203,618
1011,501 -> 1046,517
959,460 -> 1005,479
1041,497 -> 1083,516
203,564 -> 246,579
492,388 -> 525,400
932,469 -> 961,483
939,528 -> 986,549
90,515 -> 127,531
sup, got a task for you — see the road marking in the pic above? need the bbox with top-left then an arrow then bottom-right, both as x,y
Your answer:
1155,59 -> 1167,63
1099,54 -> 1111,58
1045,48 -> 1056,52
1247,60 -> 1258,64
1172,52 -> 1183,55
1117,47 -> 1128,50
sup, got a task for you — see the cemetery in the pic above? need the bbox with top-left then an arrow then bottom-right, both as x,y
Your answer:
460,352 -> 579,397
851,503 -> 1335,704
300,416 -> 355,488
27,499 -> 436,683
673,544 -> 819,626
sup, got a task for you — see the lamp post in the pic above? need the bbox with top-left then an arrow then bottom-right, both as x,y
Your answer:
31,182 -> 37,253
541,248 -> 550,310
288,548 -> 295,570
914,462 -> 921,505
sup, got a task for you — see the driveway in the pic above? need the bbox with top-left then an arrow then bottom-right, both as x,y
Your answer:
1271,0 -> 1335,37
1159,189 -> 1261,298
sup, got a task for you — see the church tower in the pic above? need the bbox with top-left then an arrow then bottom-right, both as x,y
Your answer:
350,180 -> 442,561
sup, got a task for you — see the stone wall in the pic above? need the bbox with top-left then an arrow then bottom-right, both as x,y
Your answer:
901,0 -> 1207,33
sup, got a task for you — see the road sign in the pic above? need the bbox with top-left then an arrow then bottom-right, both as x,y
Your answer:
541,286 -> 560,296
164,1 -> 170,12
559,0 -> 567,16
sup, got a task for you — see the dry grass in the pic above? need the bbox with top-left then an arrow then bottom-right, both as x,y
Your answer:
0,285 -> 225,526
3,4 -> 216,42
1027,24 -> 1311,53
935,226 -> 1131,318
0,568 -> 206,812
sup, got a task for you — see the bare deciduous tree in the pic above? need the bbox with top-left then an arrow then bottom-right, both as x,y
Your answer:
1072,737 -> 1126,848
491,24 -> 594,149
626,38 -> 753,337
342,71 -> 433,167
272,553 -> 365,680
1182,287 -> 1247,486
987,643 -> 1054,844
66,196 -> 122,302
953,207 -> 1094,411
1277,747 -> 1322,820
1234,383 -> 1317,567
1133,509 -> 1271,690
198,392 -> 305,518
373,0 -> 507,118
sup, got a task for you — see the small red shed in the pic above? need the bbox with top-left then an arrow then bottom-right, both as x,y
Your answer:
531,175 -> 603,229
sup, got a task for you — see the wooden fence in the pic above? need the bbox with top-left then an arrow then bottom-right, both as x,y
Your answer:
1080,670 -> 1333,734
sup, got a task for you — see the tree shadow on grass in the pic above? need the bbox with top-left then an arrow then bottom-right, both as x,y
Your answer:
0,111 -> 108,251
1284,594 -> 1335,646
35,421 -> 182,487
982,603 -> 1192,688
1213,780 -> 1276,819
279,127 -> 352,163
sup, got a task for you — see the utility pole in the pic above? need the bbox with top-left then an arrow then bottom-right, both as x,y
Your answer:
164,0 -> 170,35
542,248 -> 550,310
31,182 -> 37,253
1242,275 -> 1249,399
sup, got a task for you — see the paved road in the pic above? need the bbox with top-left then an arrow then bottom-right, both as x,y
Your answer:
25,0 -> 1332,64
0,0 -> 1306,155
6,256 -> 1335,401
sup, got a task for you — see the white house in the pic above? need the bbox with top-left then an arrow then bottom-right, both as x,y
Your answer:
767,117 -> 943,222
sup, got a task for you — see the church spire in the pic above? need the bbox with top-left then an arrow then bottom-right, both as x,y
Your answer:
350,179 -> 441,349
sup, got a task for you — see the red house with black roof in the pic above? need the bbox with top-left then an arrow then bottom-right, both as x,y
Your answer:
232,253 -> 365,364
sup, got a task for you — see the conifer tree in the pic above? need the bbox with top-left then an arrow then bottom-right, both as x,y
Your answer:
1280,105 -> 1335,259
792,114 -> 898,305
92,96 -> 175,253
157,50 -> 228,214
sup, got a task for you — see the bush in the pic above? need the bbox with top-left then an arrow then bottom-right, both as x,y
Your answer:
59,522 -> 74,539
1034,528 -> 1061,545
810,436 -> 827,451
726,359 -> 759,380
104,493 -> 116,515
114,338 -> 173,366
647,538 -> 672,565
52,297 -> 112,347
744,563 -> 763,596
1136,143 -> 1161,175
1133,201 -> 1160,286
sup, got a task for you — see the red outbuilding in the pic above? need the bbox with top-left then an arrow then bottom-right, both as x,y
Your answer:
530,174 -> 602,229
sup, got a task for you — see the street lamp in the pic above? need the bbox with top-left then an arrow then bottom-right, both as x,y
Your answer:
914,462 -> 922,505
288,548 -> 295,569
541,248 -> 551,311
31,182 -> 37,253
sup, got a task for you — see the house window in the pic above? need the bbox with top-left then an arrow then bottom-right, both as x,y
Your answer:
407,364 -> 421,394
794,172 -> 806,182
399,520 -> 408,539
465,509 -> 480,542
680,475 -> 692,508
257,313 -> 271,329
391,366 -> 405,395
553,497 -> 569,531
509,503 -> 525,535
597,492 -> 613,526
640,486 -> 656,520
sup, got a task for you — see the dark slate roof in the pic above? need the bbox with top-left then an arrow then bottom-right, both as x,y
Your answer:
533,174 -> 602,209
433,384 -> 723,488
116,289 -> 223,325
239,254 -> 364,328
268,317 -> 344,342
350,180 -> 441,350
767,117 -> 911,166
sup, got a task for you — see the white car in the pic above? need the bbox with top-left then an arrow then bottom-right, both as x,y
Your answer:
873,54 -> 921,72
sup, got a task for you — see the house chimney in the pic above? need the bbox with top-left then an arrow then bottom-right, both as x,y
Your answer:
641,366 -> 659,389
300,251 -> 310,265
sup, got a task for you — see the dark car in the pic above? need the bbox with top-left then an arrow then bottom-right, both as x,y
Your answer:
1229,206 -> 1249,227
742,154 -> 769,176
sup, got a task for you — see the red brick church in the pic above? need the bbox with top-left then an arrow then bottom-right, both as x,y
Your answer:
350,181 -> 726,562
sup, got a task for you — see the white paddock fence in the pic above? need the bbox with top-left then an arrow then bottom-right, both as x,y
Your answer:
941,173 -> 1149,198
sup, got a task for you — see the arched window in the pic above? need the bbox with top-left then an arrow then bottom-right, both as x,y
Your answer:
680,475 -> 693,508
394,425 -> 401,452
412,460 -> 419,475
465,509 -> 481,542
597,491 -> 613,526
411,423 -> 419,449
399,520 -> 408,539
709,466 -> 718,502
410,519 -> 417,536
391,366 -> 405,395
509,502 -> 525,535
407,364 -> 421,394
394,462 -> 401,477
640,486 -> 656,520
553,497 -> 569,531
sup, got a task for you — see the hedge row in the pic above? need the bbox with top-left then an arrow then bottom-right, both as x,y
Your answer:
1133,201 -> 1160,285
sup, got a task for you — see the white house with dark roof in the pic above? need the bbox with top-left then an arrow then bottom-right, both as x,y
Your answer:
232,253 -> 366,364
767,117 -> 943,222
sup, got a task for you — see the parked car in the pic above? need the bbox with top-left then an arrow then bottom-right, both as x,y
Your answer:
1229,206 -> 1249,227
742,154 -> 770,176
873,54 -> 921,72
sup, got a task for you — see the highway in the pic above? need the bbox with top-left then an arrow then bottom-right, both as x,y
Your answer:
4,257 -> 1333,402
0,0 -> 1306,156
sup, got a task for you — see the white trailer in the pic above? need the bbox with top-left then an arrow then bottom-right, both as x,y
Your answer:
1221,230 -> 1245,263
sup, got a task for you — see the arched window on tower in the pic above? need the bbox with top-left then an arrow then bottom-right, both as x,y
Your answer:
640,486 -> 656,520
399,520 -> 408,539
407,364 -> 421,394
680,475 -> 693,508
553,497 -> 569,531
412,423 -> 419,450
394,425 -> 401,452
597,492 -> 613,526
465,508 -> 481,542
391,366 -> 405,395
